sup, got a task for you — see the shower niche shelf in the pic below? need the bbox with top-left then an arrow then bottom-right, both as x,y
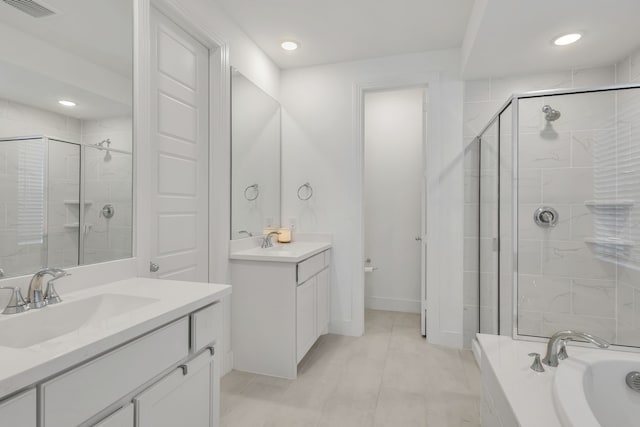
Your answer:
64,200 -> 94,206
584,237 -> 635,247
584,200 -> 634,208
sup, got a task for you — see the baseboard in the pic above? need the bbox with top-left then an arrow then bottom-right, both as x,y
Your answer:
365,296 -> 420,313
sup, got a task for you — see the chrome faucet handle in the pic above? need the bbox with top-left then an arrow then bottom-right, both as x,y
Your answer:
528,353 -> 545,372
0,287 -> 30,314
44,270 -> 70,305
558,340 -> 569,360
542,330 -> 609,367
28,268 -> 69,309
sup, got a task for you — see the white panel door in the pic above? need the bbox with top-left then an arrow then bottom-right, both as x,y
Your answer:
149,8 -> 209,281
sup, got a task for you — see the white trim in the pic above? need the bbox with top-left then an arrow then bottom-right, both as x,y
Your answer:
140,0 -> 233,373
365,296 -> 421,314
354,72 -> 464,347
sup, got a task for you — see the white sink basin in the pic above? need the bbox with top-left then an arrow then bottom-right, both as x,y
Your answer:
229,241 -> 331,262
0,293 -> 158,348
553,351 -> 640,427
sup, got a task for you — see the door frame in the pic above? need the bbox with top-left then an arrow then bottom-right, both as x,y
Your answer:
353,73 -> 439,340
134,0 -> 230,281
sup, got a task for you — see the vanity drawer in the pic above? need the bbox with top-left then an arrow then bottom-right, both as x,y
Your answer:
297,251 -> 328,284
0,388 -> 36,427
191,302 -> 222,353
42,318 -> 189,427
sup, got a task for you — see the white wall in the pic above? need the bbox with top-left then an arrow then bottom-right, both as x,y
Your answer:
364,87 -> 424,314
280,50 -> 464,345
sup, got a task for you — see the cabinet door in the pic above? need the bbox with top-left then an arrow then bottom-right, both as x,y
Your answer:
316,268 -> 330,336
0,389 -> 36,427
296,277 -> 316,363
135,350 -> 215,427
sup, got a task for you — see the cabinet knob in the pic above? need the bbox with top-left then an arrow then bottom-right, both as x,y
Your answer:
150,262 -> 160,273
179,364 -> 188,375
207,346 -> 215,356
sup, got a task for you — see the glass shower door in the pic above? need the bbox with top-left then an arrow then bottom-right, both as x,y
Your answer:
516,88 -> 640,347
479,120 -> 499,334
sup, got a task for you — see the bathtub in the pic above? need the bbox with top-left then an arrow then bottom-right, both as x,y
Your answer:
554,351 -> 640,427
477,334 -> 640,427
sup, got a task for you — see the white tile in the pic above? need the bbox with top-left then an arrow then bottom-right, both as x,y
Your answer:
572,279 -> 616,317
517,310 -> 542,336
517,169 -> 542,204
572,66 -> 615,88
542,168 -> 594,204
630,48 -> 640,82
518,240 -> 542,275
464,79 -> 491,103
571,129 -> 616,168
519,131 -> 571,169
463,101 -> 502,138
491,71 -> 572,102
541,240 -> 616,280
517,274 -> 570,313
616,57 -> 631,84
569,205 -> 594,240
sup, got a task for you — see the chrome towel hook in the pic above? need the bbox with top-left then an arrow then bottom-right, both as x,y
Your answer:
297,182 -> 313,201
244,184 -> 259,201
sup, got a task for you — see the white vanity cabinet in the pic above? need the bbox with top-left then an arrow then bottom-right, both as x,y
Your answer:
135,349 -> 216,427
0,389 -> 36,427
231,248 -> 331,379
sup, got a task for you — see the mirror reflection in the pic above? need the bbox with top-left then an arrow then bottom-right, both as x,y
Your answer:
0,0 -> 133,278
231,68 -> 281,239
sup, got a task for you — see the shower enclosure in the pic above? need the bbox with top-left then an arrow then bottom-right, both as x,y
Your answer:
468,83 -> 640,348
0,136 -> 133,277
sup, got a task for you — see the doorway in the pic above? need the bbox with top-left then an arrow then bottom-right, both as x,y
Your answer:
363,86 -> 427,335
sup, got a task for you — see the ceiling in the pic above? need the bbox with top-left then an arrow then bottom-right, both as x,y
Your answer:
215,0 -> 640,78
214,0 -> 474,69
0,0 -> 132,120
462,0 -> 640,79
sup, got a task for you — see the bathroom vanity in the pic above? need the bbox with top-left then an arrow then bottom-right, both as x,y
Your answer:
230,240 -> 331,379
0,278 -> 230,427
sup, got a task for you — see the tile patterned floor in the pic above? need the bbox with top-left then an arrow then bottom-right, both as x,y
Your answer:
221,310 -> 480,427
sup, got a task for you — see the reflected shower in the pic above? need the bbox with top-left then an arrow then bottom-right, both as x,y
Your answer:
542,104 -> 561,121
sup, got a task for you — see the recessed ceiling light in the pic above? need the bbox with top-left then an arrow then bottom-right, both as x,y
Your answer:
281,41 -> 298,51
58,100 -> 76,107
553,33 -> 582,46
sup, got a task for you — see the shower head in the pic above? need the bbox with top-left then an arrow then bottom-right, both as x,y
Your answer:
542,105 -> 561,121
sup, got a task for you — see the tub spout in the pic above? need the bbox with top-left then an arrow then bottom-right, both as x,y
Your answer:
542,330 -> 609,367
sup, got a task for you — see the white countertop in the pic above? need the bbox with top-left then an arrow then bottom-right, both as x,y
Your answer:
0,277 -> 230,399
477,334 -> 608,427
229,241 -> 331,262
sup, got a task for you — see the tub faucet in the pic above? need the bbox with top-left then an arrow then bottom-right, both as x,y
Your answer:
542,330 -> 609,367
261,231 -> 281,248
27,268 -> 69,309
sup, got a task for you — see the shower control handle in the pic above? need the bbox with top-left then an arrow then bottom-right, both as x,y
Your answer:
534,206 -> 559,227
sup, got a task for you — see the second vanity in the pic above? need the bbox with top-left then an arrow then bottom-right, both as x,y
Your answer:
230,238 -> 331,379
0,277 -> 230,427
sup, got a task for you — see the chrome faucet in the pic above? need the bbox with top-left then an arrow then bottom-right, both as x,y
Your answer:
27,268 -> 69,309
542,330 -> 609,367
261,231 -> 281,248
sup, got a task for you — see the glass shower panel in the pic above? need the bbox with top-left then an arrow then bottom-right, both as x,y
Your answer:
480,120 -> 499,334
46,139 -> 81,269
83,146 -> 133,265
516,88 -> 640,346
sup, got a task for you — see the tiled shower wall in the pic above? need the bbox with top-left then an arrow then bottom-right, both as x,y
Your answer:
0,98 -> 132,275
462,54 -> 640,348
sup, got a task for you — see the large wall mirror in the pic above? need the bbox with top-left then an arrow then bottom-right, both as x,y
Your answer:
0,0 -> 133,278
231,68 -> 281,239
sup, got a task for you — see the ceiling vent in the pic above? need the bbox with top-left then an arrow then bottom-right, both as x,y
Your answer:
1,0 -> 56,18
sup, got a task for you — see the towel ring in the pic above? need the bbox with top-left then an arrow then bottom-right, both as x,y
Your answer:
297,182 -> 313,201
244,184 -> 259,201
